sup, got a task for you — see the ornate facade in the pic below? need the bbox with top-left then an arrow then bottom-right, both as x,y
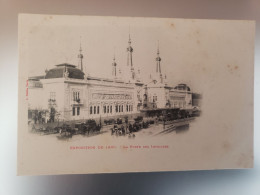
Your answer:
28,35 -> 194,123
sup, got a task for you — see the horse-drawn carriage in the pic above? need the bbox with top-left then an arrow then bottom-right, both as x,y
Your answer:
163,108 -> 191,122
104,118 -> 115,125
83,119 -> 101,135
56,120 -> 101,139
111,124 -> 126,136
56,124 -> 74,139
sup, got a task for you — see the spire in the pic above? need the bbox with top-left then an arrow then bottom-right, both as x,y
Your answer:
156,41 -> 162,73
156,41 -> 163,82
127,33 -> 134,69
127,32 -> 135,81
78,36 -> 83,71
128,33 -> 131,44
112,52 -> 117,78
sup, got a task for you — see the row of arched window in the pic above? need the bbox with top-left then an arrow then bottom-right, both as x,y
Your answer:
103,105 -> 112,114
90,106 -> 100,115
126,104 -> 133,112
89,104 -> 133,115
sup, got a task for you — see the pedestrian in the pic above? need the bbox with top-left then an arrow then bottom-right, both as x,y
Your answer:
121,125 -> 125,135
129,124 -> 133,133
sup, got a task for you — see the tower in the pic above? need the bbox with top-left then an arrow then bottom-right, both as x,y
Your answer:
112,54 -> 117,78
78,37 -> 83,71
156,42 -> 163,83
127,34 -> 135,80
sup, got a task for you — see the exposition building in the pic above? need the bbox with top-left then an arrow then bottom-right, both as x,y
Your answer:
28,36 -> 196,123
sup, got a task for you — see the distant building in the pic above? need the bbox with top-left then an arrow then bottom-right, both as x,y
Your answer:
143,46 -> 192,110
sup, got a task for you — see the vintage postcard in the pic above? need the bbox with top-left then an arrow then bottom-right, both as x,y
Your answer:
18,14 -> 255,175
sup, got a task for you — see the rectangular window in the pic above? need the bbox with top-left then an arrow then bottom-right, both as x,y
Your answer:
73,91 -> 80,102
73,107 -> 75,116
153,96 -> 157,102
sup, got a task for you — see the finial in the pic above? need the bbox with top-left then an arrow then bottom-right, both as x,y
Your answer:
79,36 -> 82,53
157,40 -> 160,55
128,26 -> 131,44
128,34 -> 131,44
113,47 -> 115,61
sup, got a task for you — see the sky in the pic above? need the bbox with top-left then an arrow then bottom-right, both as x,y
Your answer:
22,15 -> 254,93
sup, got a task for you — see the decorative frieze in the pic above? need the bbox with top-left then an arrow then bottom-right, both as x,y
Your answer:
92,93 -> 132,100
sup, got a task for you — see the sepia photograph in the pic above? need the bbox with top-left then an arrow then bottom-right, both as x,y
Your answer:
18,14 -> 254,175
26,20 -> 202,141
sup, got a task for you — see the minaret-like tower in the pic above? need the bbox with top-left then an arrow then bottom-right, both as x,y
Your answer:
112,54 -> 117,78
78,38 -> 83,71
156,42 -> 163,83
127,34 -> 135,80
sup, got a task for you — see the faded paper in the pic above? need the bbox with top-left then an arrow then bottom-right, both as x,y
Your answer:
18,14 -> 255,175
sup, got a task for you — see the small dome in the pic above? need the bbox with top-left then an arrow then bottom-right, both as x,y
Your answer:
174,83 -> 191,91
45,63 -> 85,79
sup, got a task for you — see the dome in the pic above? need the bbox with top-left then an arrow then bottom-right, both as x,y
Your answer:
174,83 -> 191,91
45,63 -> 85,79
